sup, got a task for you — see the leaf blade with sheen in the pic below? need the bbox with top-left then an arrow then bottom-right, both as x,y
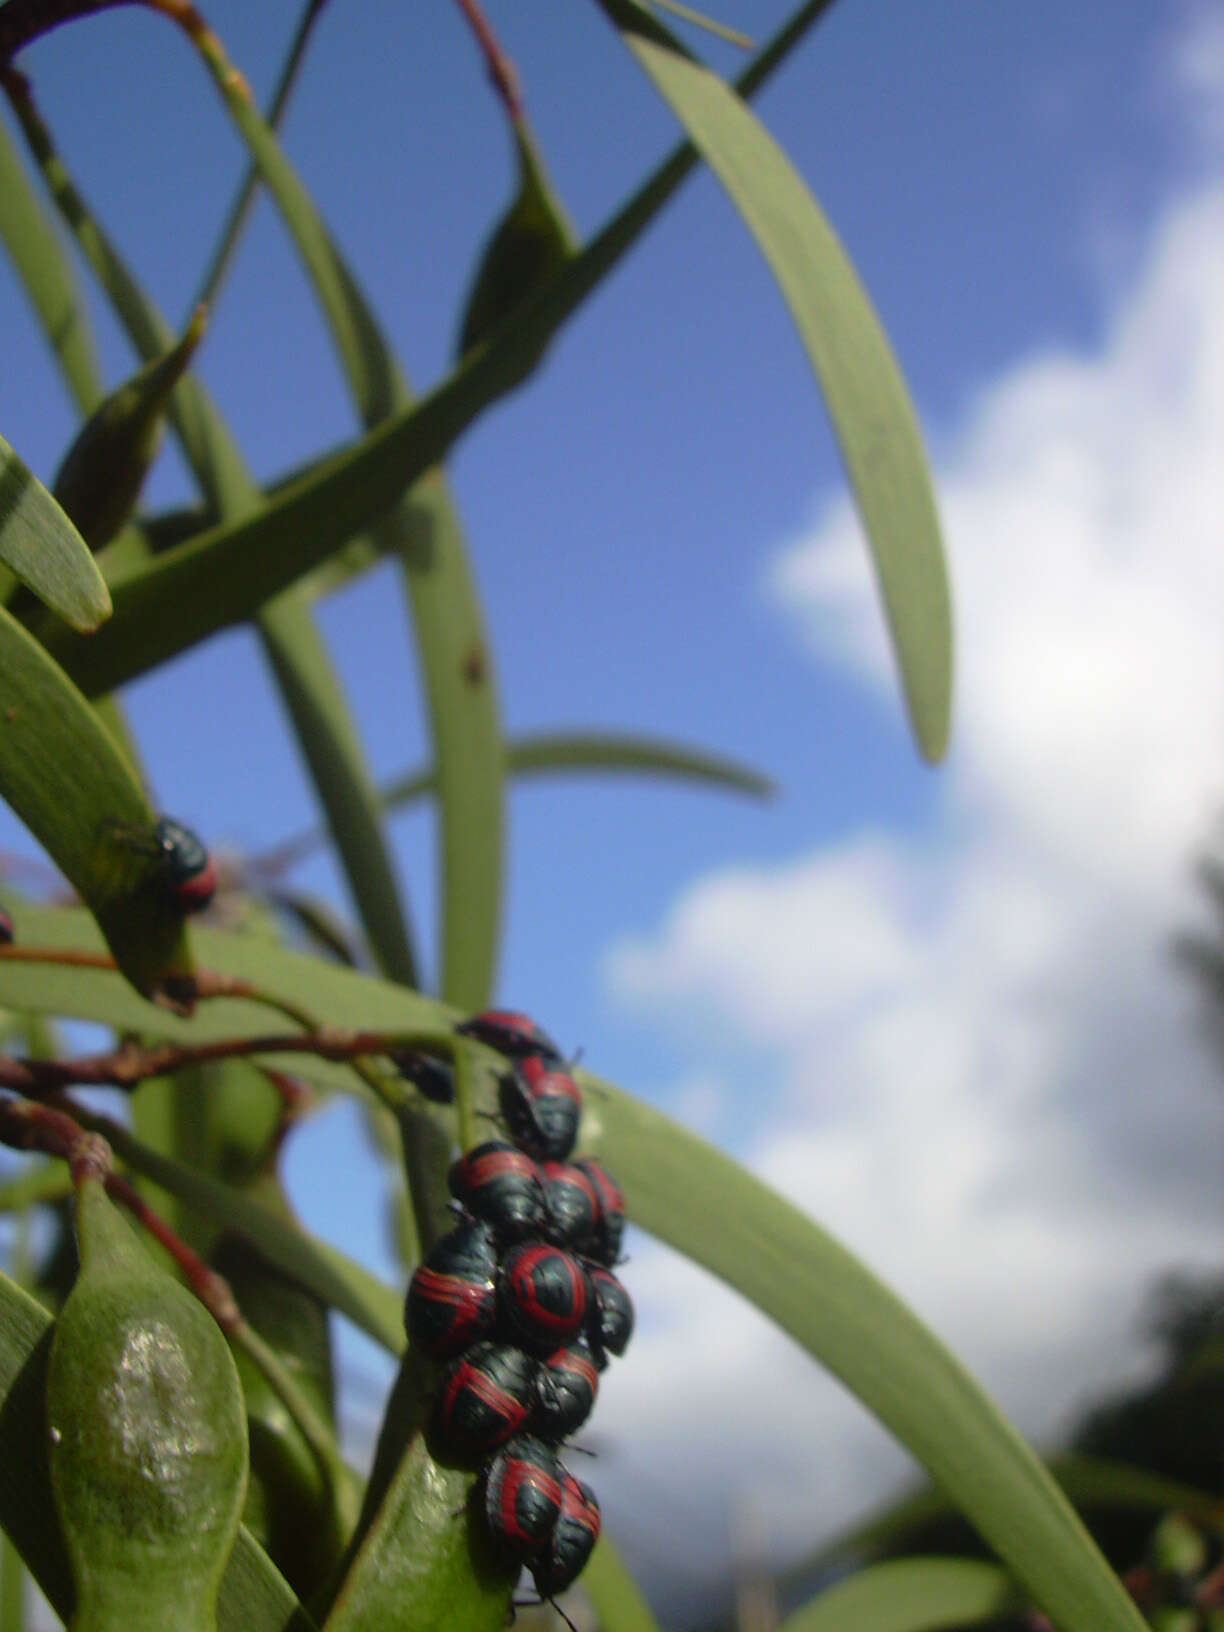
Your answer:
594,0 -> 953,762
586,1081 -> 1146,1632
777,1557 -> 1019,1632
0,435 -> 110,630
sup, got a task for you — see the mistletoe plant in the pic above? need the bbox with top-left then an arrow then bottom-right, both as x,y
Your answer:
0,2 -> 1172,1630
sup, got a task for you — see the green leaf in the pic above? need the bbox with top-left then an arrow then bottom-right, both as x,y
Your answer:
593,0 -> 953,762
266,730 -> 772,872
393,473 -> 504,1008
777,1558 -> 1019,1632
34,2 -> 849,698
50,306 -> 206,552
0,434 -> 111,630
258,591 -> 420,987
583,1536 -> 668,1632
457,123 -> 577,361
586,1081 -> 1147,1632
385,730 -> 774,806
0,116 -> 101,414
317,1395 -> 512,1632
796,1452 -> 1224,1577
0,607 -> 191,999
92,1119 -> 407,1356
0,1268 -> 315,1632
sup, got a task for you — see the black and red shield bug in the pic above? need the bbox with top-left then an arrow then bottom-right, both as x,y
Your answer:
111,816 -> 216,914
573,1158 -> 626,1266
540,1161 -> 600,1250
585,1266 -> 634,1367
0,905 -> 13,945
390,1049 -> 455,1105
482,1433 -> 563,1556
150,817 -> 216,913
530,1470 -> 601,1597
431,1340 -> 537,1464
448,1140 -> 548,1241
405,1218 -> 498,1359
499,1241 -> 590,1354
455,1009 -> 563,1065
533,1341 -> 599,1441
498,1056 -> 582,1163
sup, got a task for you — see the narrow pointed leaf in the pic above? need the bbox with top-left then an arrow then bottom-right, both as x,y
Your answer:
778,1558 -> 1018,1632
267,730 -> 771,872
594,0 -> 953,761
385,730 -> 774,806
50,304 -> 206,551
0,434 -> 110,630
457,122 -> 577,360
0,1269 -> 315,1632
0,607 -> 190,998
0,117 -> 101,413
394,472 -> 504,1007
586,1080 -> 1146,1632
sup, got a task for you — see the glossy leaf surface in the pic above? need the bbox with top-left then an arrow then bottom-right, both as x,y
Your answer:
595,0 -> 953,761
0,435 -> 110,630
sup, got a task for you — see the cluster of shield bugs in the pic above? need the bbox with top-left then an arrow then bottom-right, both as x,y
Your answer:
405,1009 -> 633,1614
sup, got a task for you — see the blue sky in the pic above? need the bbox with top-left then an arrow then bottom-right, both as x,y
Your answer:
2,1 -> 1223,1622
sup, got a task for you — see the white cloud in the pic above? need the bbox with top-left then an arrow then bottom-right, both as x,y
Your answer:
599,130 -> 1224,1618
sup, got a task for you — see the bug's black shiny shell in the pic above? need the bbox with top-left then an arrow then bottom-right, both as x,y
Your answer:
455,1009 -> 563,1064
498,1056 -> 582,1163
448,1140 -> 548,1241
405,1219 -> 498,1359
499,1242 -> 589,1355
573,1158 -> 625,1266
530,1471 -> 600,1596
483,1433 -> 562,1554
585,1266 -> 634,1367
0,905 -> 14,945
431,1340 -> 537,1464
540,1160 -> 600,1250
153,818 -> 210,886
533,1342 -> 599,1440
390,1050 -> 455,1105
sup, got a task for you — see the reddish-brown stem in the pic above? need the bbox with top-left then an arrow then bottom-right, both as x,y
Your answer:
0,1096 -> 111,1182
0,1026 -> 441,1097
104,1171 -> 240,1326
452,0 -> 523,124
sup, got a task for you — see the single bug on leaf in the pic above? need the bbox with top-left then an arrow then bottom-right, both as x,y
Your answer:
482,1433 -> 563,1556
0,905 -> 14,945
107,816 -> 216,914
533,1341 -> 599,1440
431,1340 -> 537,1464
499,1241 -> 590,1354
389,1049 -> 455,1105
498,1055 -> 582,1163
455,1009 -> 563,1065
529,1470 -> 601,1598
448,1140 -> 548,1242
405,1218 -> 498,1359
